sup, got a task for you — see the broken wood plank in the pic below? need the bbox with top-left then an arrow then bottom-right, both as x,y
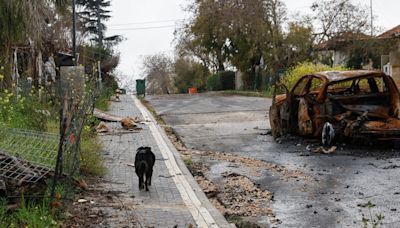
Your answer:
93,108 -> 123,122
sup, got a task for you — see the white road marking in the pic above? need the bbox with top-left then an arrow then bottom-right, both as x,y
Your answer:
132,96 -> 218,228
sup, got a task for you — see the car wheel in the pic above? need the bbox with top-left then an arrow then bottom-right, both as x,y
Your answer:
322,122 -> 335,147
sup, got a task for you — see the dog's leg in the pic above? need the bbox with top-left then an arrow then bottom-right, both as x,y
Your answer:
139,175 -> 144,190
147,169 -> 153,186
145,177 -> 149,191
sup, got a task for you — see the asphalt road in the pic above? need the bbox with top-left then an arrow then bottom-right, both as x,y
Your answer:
146,92 -> 400,228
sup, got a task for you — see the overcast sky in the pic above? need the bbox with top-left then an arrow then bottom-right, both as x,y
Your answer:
105,0 -> 399,84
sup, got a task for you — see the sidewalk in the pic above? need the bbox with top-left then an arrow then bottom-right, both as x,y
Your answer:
97,95 -> 230,228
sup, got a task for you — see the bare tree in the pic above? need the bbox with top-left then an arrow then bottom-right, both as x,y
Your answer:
141,53 -> 174,95
311,0 -> 371,44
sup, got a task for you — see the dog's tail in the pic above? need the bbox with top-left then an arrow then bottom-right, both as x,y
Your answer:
139,161 -> 148,173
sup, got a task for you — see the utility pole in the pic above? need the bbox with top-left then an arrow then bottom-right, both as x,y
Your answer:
370,0 -> 373,36
96,0 -> 103,89
72,0 -> 77,65
97,0 -> 103,48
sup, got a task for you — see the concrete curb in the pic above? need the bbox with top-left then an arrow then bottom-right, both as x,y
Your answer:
132,96 -> 231,228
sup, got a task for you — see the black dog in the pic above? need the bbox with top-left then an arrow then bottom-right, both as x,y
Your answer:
135,147 -> 155,191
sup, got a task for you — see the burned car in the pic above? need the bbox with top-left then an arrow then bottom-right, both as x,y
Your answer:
269,70 -> 400,146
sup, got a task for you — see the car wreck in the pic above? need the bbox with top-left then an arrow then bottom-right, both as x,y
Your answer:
269,70 -> 400,145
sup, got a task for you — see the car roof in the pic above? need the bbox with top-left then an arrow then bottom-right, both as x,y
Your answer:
312,70 -> 385,83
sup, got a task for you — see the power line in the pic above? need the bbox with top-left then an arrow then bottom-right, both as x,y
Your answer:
108,19 -> 185,27
108,25 -> 177,31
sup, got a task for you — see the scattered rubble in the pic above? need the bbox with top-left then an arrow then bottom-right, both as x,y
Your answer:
96,121 -> 110,133
198,150 -> 312,182
187,161 -> 280,227
63,177 -> 139,227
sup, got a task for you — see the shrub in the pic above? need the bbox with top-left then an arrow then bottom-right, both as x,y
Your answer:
95,87 -> 114,111
281,62 -> 348,89
0,88 -> 51,131
206,73 -> 222,91
219,71 -> 235,90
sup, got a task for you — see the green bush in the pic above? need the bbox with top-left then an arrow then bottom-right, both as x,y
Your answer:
281,62 -> 348,89
0,88 -> 52,131
206,73 -> 222,91
95,87 -> 114,111
219,71 -> 235,90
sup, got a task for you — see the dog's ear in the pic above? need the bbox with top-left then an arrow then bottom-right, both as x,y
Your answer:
144,147 -> 151,151
137,146 -> 144,152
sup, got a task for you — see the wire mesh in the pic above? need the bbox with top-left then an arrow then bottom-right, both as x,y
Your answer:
0,128 -> 60,183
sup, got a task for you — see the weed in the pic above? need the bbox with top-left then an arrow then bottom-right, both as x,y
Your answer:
80,125 -> 106,176
95,87 -> 114,111
183,156 -> 193,167
0,196 -> 57,228
361,201 -> 385,228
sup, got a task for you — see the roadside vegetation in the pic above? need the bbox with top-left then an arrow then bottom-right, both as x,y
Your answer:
281,62 -> 349,89
0,0 -> 120,225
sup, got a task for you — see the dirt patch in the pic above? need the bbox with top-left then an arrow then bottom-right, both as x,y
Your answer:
188,161 -> 280,227
62,177 -> 138,227
206,150 -> 311,182
163,124 -> 312,182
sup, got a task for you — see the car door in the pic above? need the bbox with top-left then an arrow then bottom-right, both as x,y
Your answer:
280,75 -> 311,134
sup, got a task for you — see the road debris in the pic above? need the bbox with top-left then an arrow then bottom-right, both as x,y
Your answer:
187,161 -> 281,226
96,121 -> 110,133
93,108 -> 123,122
314,146 -> 337,154
78,199 -> 88,203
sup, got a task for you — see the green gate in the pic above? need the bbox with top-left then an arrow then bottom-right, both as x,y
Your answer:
136,79 -> 146,97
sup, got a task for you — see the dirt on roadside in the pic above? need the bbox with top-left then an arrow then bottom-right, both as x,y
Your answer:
62,177 -> 138,228
161,125 -> 288,227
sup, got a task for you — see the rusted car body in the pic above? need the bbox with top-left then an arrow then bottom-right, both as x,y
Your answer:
269,70 -> 400,142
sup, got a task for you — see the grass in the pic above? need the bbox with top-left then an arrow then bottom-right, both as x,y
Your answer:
183,156 -> 193,167
95,88 -> 114,111
220,89 -> 274,98
0,196 -> 58,228
80,127 -> 106,176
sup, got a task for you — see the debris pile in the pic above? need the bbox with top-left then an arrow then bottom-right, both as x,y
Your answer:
202,151 -> 312,182
0,152 -> 52,198
220,173 -> 273,217
187,161 -> 281,226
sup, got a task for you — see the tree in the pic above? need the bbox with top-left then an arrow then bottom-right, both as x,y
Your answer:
283,22 -> 313,67
177,0 -> 288,89
77,0 -> 122,47
142,53 -> 174,95
311,0 -> 371,44
0,0 -> 68,88
173,57 -> 208,93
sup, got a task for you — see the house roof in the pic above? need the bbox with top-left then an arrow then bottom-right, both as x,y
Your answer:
378,25 -> 400,39
316,32 -> 371,50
